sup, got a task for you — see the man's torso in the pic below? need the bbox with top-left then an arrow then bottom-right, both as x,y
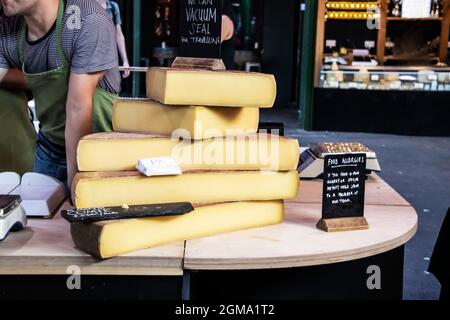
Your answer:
0,0 -> 120,94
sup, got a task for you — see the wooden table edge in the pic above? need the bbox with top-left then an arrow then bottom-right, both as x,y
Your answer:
0,256 -> 184,276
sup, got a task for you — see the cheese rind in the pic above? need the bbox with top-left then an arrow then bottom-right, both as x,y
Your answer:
77,132 -> 300,172
72,171 -> 299,209
71,201 -> 284,259
112,99 -> 259,140
147,67 -> 277,108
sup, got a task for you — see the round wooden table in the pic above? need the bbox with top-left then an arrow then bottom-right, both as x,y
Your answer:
183,174 -> 418,300
0,175 -> 417,300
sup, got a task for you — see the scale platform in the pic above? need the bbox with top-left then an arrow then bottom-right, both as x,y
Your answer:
0,172 -> 21,195
298,142 -> 381,179
0,195 -> 27,241
10,173 -> 66,218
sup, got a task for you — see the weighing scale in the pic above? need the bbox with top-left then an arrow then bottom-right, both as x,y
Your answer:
11,173 -> 66,218
0,195 -> 27,241
298,142 -> 381,179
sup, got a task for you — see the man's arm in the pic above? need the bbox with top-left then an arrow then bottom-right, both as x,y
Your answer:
65,71 -> 105,189
0,68 -> 7,83
221,0 -> 235,42
221,15 -> 234,42
116,25 -> 130,78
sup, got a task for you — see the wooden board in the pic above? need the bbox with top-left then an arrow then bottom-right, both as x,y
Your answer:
171,57 -> 226,71
314,0 -> 327,87
291,174 -> 410,207
440,0 -> 450,62
0,203 -> 184,276
184,202 -> 417,270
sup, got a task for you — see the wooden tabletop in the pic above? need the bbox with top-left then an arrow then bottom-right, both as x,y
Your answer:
0,174 -> 417,275
0,202 -> 184,276
184,174 -> 418,270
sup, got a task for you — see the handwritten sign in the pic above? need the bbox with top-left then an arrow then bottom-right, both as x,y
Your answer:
322,153 -> 367,219
179,0 -> 223,58
62,203 -> 194,223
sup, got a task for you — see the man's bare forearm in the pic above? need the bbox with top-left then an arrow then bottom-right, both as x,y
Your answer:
117,34 -> 129,65
65,72 -> 104,190
116,27 -> 129,65
65,100 -> 92,190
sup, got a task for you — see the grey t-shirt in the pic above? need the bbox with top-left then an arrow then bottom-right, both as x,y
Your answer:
0,0 -> 120,94
105,1 -> 122,26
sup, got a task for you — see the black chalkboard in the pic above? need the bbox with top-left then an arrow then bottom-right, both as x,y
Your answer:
322,153 -> 367,219
62,202 -> 194,223
179,0 -> 223,59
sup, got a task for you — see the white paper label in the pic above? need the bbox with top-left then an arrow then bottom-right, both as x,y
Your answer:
326,40 -> 337,48
136,157 -> 182,177
365,41 -> 375,49
402,0 -> 431,18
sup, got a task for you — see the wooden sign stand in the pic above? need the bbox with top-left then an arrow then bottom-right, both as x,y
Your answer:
317,217 -> 369,233
318,153 -> 369,233
172,57 -> 226,71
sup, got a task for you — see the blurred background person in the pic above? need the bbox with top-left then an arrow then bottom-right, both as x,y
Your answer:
0,6 -> 36,174
222,0 -> 236,70
97,0 -> 131,78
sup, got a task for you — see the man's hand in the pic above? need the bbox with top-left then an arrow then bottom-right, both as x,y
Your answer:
221,15 -> 234,43
122,61 -> 131,79
0,68 -> 28,89
65,71 -> 105,189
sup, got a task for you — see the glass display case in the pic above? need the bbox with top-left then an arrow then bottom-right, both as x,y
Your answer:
314,0 -> 450,89
319,66 -> 450,91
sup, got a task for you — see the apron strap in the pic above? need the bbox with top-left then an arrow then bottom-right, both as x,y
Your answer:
18,0 -> 68,67
18,20 -> 25,64
55,0 -> 68,66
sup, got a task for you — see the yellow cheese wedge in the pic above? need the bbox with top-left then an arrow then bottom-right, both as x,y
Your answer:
71,201 -> 284,259
112,98 -> 259,140
77,132 -> 300,172
147,67 -> 276,108
72,170 -> 299,209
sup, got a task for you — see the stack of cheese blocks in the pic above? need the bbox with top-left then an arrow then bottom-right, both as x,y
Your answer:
71,67 -> 300,259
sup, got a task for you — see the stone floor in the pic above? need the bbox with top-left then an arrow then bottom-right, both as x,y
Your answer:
261,107 -> 449,300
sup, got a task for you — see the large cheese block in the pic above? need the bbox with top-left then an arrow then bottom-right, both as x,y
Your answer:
77,132 -> 300,172
72,170 -> 299,209
71,201 -> 284,259
147,67 -> 276,108
112,98 -> 259,140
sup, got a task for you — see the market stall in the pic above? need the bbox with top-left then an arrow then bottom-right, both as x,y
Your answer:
0,176 -> 417,300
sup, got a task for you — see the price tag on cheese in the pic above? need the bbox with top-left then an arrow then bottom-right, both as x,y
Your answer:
136,157 -> 182,177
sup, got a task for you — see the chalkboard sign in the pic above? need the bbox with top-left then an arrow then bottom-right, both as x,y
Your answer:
179,0 -> 223,59
62,203 -> 194,223
322,153 -> 367,219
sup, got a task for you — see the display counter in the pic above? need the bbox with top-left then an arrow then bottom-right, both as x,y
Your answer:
0,175 -> 417,300
320,66 -> 450,91
310,0 -> 450,135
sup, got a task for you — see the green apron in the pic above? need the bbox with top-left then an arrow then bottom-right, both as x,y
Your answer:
18,0 -> 117,148
0,88 -> 36,175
